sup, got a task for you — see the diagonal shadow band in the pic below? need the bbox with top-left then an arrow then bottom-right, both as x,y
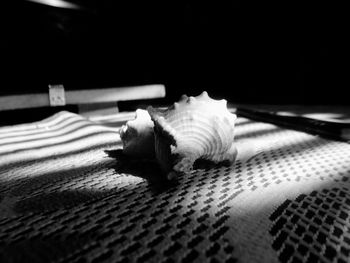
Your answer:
0,130 -> 118,160
0,141 -> 121,174
0,121 -> 108,149
235,126 -> 282,140
0,231 -> 98,263
0,114 -> 80,138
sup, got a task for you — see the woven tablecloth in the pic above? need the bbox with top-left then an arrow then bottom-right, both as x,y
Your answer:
1,111 -> 350,263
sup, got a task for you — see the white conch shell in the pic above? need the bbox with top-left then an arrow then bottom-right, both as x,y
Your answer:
119,109 -> 155,158
147,91 -> 237,178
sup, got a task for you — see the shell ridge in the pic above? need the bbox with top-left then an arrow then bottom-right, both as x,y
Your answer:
171,119 -> 220,156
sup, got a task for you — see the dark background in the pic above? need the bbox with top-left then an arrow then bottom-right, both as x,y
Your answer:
1,0 -> 348,105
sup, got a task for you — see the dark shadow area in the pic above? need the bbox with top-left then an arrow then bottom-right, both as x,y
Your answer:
105,149 -> 178,193
106,149 -> 235,173
0,232 -> 97,263
1,1 -> 348,105
192,158 -> 233,172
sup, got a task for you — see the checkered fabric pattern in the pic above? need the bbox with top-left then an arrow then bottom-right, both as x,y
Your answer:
1,111 -> 350,263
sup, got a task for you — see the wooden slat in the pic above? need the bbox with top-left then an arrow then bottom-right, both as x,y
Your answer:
0,84 -> 166,111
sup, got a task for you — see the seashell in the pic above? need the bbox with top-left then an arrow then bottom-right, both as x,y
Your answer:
119,109 -> 155,158
147,91 -> 237,179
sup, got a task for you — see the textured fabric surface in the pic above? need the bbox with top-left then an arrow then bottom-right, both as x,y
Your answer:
1,111 -> 350,263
